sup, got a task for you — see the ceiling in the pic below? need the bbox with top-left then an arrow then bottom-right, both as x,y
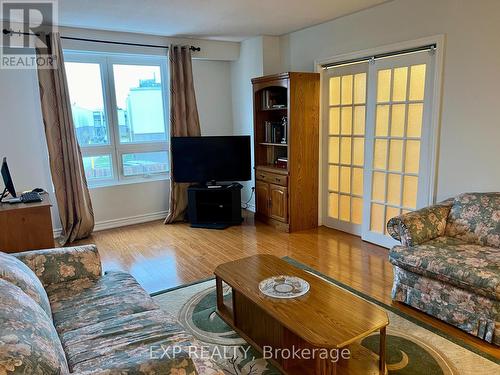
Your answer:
53,0 -> 389,42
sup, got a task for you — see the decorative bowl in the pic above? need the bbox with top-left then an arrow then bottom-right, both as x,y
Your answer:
259,275 -> 310,299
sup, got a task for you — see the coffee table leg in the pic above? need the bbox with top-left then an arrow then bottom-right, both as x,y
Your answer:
316,356 -> 337,375
379,326 -> 386,374
216,276 -> 223,311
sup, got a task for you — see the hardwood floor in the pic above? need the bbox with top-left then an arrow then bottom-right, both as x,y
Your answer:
74,211 -> 500,359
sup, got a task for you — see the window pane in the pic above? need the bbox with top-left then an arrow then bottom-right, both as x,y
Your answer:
328,165 -> 339,191
387,173 -> 401,206
341,75 -> 353,105
377,69 -> 391,102
372,171 -> 386,202
339,166 -> 351,193
329,137 -> 340,164
122,151 -> 169,177
352,167 -> 363,196
328,193 -> 339,218
65,62 -> 109,146
370,203 -> 385,233
391,104 -> 406,137
329,107 -> 340,135
407,104 -> 423,138
339,195 -> 351,221
405,140 -> 421,174
373,139 -> 388,169
375,105 -> 389,136
341,107 -> 352,135
353,106 -> 365,135
392,67 -> 408,101
329,77 -> 340,106
353,73 -> 366,104
409,64 -> 426,101
113,65 -> 166,143
82,155 -> 113,181
340,137 -> 352,164
388,139 -> 403,172
351,197 -> 363,225
353,138 -> 364,166
403,175 -> 418,208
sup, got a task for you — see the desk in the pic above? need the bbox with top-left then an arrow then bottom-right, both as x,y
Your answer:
0,193 -> 55,253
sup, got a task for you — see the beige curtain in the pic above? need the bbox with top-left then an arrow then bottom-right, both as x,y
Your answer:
165,46 -> 201,223
36,32 -> 94,244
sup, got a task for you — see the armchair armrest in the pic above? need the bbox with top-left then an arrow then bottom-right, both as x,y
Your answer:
387,200 -> 453,246
13,245 -> 102,287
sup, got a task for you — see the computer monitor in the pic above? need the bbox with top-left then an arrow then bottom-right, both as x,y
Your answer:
1,157 -> 17,200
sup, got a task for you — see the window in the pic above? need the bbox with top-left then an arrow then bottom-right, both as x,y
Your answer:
64,53 -> 169,186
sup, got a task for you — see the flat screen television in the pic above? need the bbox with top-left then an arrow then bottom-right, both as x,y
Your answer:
171,136 -> 251,184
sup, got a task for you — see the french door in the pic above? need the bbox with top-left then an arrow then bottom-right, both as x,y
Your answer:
322,49 -> 436,247
323,62 -> 369,236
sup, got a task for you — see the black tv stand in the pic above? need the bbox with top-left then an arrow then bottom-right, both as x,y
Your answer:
187,183 -> 243,229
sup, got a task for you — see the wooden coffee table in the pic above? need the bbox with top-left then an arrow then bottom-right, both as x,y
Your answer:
214,255 -> 389,375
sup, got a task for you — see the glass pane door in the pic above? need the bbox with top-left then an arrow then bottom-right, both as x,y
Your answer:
362,51 -> 435,247
322,63 -> 368,235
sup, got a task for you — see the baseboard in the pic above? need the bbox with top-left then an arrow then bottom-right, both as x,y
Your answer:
53,210 -> 168,237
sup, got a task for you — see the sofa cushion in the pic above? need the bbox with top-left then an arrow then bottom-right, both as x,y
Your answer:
60,309 -> 197,374
0,251 -> 52,316
46,271 -> 159,335
0,279 -> 69,375
445,192 -> 500,248
14,245 -> 102,287
389,236 -> 500,300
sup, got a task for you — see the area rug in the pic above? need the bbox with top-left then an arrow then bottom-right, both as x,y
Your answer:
153,258 -> 500,375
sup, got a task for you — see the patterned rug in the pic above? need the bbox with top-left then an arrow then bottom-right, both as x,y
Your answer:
153,258 -> 499,375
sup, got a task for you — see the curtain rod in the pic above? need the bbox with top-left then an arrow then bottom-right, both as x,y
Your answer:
322,44 -> 436,69
2,28 -> 201,51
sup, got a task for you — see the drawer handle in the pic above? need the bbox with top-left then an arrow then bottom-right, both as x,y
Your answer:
275,177 -> 280,182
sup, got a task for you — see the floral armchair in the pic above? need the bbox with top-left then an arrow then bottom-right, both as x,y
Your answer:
387,192 -> 500,346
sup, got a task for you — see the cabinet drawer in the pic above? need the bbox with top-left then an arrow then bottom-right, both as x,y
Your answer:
255,171 -> 288,186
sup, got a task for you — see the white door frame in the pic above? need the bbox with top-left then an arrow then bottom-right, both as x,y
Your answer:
315,35 -> 445,228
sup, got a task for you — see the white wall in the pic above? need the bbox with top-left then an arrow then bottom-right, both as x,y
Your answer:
0,68 -> 55,206
230,37 -> 263,209
192,60 -> 234,136
230,36 -> 283,209
61,26 -> 240,61
0,30 -> 237,233
280,0 -> 500,201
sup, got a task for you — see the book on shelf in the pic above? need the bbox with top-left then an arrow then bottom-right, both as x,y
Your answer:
276,157 -> 288,169
264,119 -> 287,144
262,89 -> 287,110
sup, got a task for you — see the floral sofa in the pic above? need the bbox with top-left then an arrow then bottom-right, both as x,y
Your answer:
0,245 -> 220,374
387,192 -> 499,346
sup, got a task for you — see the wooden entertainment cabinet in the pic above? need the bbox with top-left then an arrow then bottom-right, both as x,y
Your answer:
252,72 -> 320,232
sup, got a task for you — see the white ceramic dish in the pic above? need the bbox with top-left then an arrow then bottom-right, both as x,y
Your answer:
258,275 -> 310,299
